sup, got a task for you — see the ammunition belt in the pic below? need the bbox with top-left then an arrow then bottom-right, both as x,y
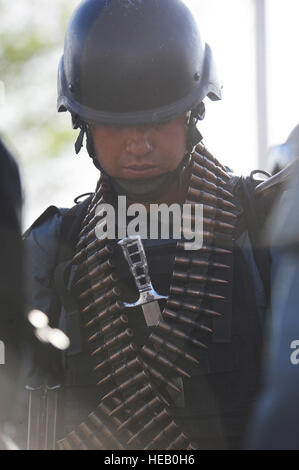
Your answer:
57,145 -> 238,450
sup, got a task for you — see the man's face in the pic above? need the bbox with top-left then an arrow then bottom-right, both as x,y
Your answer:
91,114 -> 187,180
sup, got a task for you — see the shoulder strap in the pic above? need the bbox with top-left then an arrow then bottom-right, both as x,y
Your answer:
48,196 -> 92,343
234,176 -> 272,303
23,206 -> 61,239
56,195 -> 92,262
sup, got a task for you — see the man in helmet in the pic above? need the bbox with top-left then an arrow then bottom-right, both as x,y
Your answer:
24,0 -> 273,450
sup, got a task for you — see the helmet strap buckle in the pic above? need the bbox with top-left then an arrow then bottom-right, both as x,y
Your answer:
75,125 -> 87,155
186,109 -> 204,154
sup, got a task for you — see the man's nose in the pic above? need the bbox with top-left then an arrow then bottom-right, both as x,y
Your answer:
125,127 -> 153,156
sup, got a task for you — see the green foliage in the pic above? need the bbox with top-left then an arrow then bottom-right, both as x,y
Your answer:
39,124 -> 75,159
0,32 -> 53,76
0,0 -> 80,161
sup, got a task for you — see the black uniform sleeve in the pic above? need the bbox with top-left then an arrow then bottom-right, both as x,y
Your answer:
24,208 -> 63,316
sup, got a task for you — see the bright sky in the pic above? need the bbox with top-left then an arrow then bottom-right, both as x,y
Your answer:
184,0 -> 299,172
266,0 -> 299,146
184,0 -> 257,175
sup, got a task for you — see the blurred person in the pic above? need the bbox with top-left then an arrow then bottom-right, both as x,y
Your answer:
0,137 -> 54,450
268,124 -> 299,175
0,136 -> 25,448
0,140 -> 67,450
246,141 -> 299,449
24,0 -> 278,450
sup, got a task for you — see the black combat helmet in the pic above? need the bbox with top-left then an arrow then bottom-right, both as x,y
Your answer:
57,0 -> 222,168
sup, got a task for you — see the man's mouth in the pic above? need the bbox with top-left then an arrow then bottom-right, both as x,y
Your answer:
123,164 -> 159,177
126,164 -> 157,170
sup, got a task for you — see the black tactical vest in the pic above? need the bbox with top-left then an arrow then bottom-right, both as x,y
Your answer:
39,175 -> 272,449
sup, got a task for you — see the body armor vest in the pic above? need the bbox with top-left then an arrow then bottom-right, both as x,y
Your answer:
47,145 -> 268,450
